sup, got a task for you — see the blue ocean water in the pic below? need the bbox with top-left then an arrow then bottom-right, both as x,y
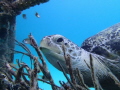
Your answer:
15,0 -> 120,90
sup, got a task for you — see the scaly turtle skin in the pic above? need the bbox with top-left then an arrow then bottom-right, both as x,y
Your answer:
82,23 -> 120,60
40,23 -> 120,90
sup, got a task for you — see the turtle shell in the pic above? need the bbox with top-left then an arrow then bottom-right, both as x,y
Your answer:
81,23 -> 120,60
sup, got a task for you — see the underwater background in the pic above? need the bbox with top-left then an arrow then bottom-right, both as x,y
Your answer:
15,0 -> 120,90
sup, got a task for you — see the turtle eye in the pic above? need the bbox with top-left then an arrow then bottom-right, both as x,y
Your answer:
57,38 -> 63,42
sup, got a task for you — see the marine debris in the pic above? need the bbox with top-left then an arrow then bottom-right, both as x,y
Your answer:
0,33 -> 120,90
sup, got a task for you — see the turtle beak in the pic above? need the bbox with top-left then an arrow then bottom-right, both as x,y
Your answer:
40,37 -> 48,48
40,36 -> 52,47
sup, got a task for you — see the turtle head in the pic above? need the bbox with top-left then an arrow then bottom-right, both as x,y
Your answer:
40,34 -> 81,72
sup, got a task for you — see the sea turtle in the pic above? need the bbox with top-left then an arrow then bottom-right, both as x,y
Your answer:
40,23 -> 120,90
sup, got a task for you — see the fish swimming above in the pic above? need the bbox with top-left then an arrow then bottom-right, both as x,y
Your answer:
35,12 -> 40,18
22,14 -> 27,19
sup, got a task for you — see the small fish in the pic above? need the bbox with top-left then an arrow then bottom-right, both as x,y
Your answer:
22,14 -> 27,19
35,12 -> 40,18
23,35 -> 37,47
22,38 -> 31,44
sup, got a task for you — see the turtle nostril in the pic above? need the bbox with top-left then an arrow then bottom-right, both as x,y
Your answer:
47,41 -> 51,46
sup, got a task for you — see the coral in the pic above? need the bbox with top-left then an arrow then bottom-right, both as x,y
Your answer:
0,34 -> 58,90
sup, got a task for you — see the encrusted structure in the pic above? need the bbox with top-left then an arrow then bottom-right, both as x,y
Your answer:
0,0 -> 49,66
0,1 -> 49,89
